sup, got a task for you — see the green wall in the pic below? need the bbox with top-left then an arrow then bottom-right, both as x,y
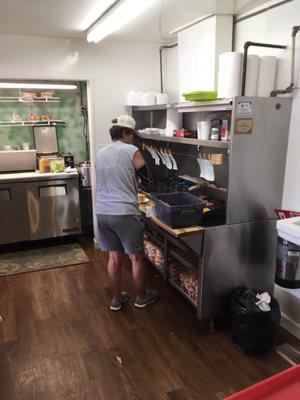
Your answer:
0,83 -> 88,163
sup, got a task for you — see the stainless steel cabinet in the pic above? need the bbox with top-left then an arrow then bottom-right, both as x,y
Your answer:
0,182 -> 30,244
25,178 -> 81,240
134,97 -> 292,321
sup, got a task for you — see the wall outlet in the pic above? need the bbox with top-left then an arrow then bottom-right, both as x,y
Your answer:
77,104 -> 87,116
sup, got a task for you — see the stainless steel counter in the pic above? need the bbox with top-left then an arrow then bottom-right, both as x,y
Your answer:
0,171 -> 81,244
0,171 -> 79,183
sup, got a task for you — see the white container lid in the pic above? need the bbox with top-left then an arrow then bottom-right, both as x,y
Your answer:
277,217 -> 300,245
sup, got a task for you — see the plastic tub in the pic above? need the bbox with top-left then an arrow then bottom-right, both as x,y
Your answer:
224,365 -> 300,400
151,192 -> 205,228
277,217 -> 300,246
182,91 -> 217,102
142,92 -> 156,106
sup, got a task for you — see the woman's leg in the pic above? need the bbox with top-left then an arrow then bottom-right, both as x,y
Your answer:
129,252 -> 146,299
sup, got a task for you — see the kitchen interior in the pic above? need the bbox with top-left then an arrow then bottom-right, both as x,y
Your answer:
0,1 -> 300,399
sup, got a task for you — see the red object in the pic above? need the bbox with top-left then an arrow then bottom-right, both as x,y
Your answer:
174,129 -> 185,137
220,119 -> 229,141
184,130 -> 197,138
224,365 -> 300,400
174,129 -> 197,138
275,208 -> 300,219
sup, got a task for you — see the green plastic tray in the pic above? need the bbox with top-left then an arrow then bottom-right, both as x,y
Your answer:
182,91 -> 217,101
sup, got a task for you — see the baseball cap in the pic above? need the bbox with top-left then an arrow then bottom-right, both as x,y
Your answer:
112,115 -> 136,131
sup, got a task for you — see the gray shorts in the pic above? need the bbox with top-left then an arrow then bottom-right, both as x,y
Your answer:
97,214 -> 144,254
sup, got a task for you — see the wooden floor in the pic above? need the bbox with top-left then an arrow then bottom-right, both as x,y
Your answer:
0,237 -> 299,400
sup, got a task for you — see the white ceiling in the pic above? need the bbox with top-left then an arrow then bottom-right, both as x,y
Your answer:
0,0 -> 272,43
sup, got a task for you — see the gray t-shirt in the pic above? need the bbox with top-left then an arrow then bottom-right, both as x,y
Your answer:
95,140 -> 140,215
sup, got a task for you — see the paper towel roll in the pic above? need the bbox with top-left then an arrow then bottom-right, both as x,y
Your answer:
156,93 -> 169,105
257,56 -> 277,97
217,52 -> 243,98
166,108 -> 182,136
245,55 -> 259,97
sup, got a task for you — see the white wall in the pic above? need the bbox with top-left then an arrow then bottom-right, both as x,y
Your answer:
0,34 -> 160,147
178,17 -> 217,95
235,0 -> 300,338
282,89 -> 300,210
162,15 -> 233,102
89,41 -> 160,149
162,46 -> 179,103
177,15 -> 233,99
0,35 -> 91,80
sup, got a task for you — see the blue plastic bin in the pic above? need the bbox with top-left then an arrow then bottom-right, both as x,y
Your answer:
151,192 -> 205,228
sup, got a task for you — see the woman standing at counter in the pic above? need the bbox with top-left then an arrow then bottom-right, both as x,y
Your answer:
95,115 -> 159,311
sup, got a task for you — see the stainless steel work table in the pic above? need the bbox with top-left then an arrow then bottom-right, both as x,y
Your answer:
0,171 -> 79,183
0,171 -> 81,244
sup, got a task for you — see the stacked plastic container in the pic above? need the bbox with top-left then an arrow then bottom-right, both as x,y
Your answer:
125,91 -> 168,106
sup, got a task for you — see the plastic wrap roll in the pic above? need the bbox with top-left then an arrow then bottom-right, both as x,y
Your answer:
245,55 -> 259,97
257,56 -> 277,97
156,93 -> 169,105
217,52 -> 243,98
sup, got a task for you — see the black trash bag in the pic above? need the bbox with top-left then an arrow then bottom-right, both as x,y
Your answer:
230,287 -> 281,355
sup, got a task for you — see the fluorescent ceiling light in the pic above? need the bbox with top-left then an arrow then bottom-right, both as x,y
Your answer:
0,83 -> 77,90
87,0 -> 158,44
80,0 -> 117,31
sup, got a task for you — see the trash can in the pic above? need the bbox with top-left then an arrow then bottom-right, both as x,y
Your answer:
230,287 -> 280,355
276,217 -> 300,289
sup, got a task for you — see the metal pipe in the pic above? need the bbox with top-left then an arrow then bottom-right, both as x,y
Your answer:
271,25 -> 300,97
241,41 -> 286,96
159,43 -> 178,94
169,13 -> 214,35
159,47 -> 163,93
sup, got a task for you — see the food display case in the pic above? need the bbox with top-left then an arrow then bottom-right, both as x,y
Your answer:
133,97 -> 292,323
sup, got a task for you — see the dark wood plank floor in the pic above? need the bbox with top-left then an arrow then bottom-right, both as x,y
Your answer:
0,237 -> 299,400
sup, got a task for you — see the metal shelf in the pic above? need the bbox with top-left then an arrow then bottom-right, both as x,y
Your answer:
168,247 -> 198,272
0,120 -> 66,127
132,104 -> 168,111
168,279 -> 197,308
0,96 -> 60,103
132,99 -> 233,113
137,132 -> 230,148
144,229 -> 164,247
174,99 -> 233,113
145,256 -> 164,275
